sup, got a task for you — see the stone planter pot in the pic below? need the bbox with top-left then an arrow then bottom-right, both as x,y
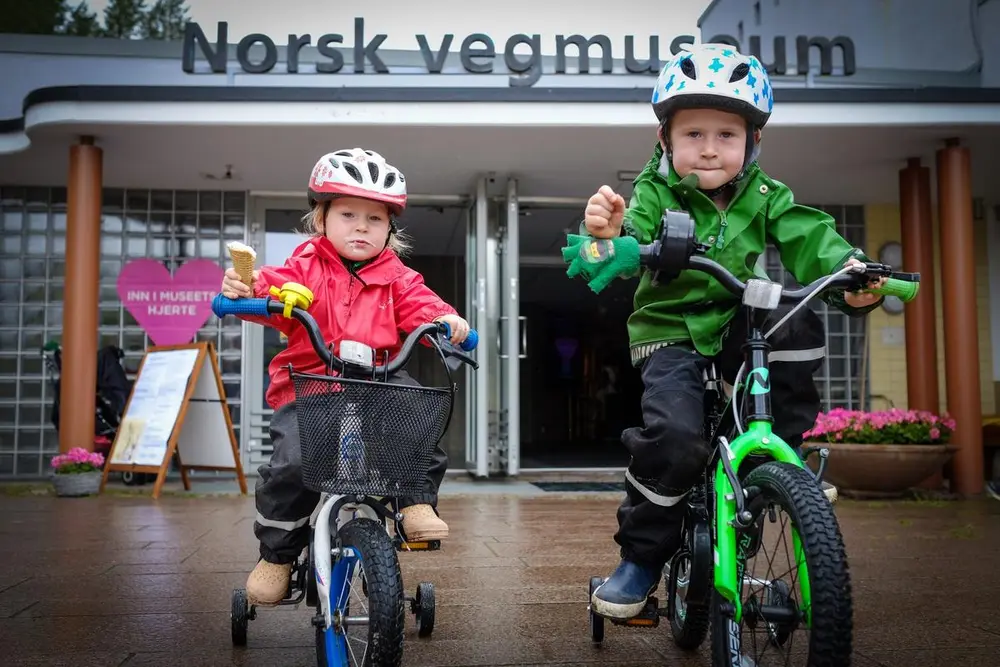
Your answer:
808,442 -> 958,498
51,471 -> 102,497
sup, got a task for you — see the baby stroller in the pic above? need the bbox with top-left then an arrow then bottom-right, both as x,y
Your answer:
42,341 -> 154,486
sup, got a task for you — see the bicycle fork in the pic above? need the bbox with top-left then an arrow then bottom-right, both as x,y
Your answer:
312,495 -> 399,633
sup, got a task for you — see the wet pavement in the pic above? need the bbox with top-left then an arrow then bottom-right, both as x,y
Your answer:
1,482 -> 998,667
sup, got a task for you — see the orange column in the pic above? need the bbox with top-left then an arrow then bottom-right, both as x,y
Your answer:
900,158 -> 943,488
899,158 -> 940,411
936,138 -> 983,495
60,137 -> 103,454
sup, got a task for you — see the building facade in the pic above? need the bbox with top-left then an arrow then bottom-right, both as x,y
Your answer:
1,2 -> 997,493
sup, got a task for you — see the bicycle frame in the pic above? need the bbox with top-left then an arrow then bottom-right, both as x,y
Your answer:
708,306 -> 812,625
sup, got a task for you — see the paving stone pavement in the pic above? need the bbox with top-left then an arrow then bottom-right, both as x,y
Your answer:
1,488 -> 998,666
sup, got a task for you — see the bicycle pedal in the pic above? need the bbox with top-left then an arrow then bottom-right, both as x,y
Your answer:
611,596 -> 660,628
394,538 -> 440,552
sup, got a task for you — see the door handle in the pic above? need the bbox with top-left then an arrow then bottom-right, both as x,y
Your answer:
518,316 -> 527,359
499,316 -> 528,359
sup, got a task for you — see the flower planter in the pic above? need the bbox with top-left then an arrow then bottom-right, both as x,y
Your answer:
51,470 -> 103,497
803,408 -> 958,499
809,442 -> 958,498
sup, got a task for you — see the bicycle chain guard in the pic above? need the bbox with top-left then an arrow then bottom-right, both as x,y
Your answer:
649,210 -> 701,282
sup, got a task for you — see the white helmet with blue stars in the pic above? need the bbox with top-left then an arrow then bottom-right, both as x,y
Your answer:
651,43 -> 773,128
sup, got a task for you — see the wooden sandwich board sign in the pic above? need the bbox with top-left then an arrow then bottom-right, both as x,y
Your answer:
100,341 -> 248,499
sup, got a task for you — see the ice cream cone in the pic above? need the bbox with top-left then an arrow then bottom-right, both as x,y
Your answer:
227,241 -> 257,287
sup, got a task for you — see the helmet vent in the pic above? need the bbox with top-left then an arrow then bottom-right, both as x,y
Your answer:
384,172 -> 397,189
367,161 -> 380,184
681,58 -> 697,79
343,163 -> 364,184
729,63 -> 750,83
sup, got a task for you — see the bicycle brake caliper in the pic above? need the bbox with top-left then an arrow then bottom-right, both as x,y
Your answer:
718,438 -> 752,528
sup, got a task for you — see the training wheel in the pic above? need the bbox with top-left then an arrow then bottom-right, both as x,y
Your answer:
231,587 -> 249,646
414,582 -> 435,638
589,576 -> 605,645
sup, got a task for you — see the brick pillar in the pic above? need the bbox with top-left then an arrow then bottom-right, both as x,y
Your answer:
936,138 -> 983,495
60,136 -> 103,453
899,157 -> 943,488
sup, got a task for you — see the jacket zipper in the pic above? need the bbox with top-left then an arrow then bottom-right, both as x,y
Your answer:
712,173 -> 756,250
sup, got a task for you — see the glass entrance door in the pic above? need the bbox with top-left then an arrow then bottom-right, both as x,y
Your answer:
465,180 -> 491,477
464,177 -> 523,478
241,188 -> 519,478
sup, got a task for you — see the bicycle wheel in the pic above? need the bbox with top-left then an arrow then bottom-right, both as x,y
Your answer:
710,462 -> 852,667
318,518 -> 405,667
665,548 -> 711,650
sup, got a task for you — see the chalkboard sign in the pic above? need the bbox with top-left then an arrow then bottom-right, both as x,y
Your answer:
100,342 -> 248,499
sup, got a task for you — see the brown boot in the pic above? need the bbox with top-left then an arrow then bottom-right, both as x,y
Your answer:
246,560 -> 293,606
400,504 -> 449,542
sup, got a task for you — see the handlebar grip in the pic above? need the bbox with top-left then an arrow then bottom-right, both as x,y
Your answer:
463,329 -> 479,351
212,294 -> 272,318
871,277 -> 919,303
439,322 -> 479,351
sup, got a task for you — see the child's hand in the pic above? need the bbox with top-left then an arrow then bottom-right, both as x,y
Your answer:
435,314 -> 470,344
585,185 -> 625,239
221,268 -> 257,299
843,258 -> 886,308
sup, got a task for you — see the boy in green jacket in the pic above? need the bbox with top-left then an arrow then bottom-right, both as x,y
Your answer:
574,43 -> 885,620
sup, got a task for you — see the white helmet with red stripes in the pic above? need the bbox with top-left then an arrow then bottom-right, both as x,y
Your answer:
307,148 -> 407,215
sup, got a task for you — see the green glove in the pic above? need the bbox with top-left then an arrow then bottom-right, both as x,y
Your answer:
561,234 -> 640,293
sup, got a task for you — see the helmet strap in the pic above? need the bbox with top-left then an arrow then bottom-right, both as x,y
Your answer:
381,220 -> 397,251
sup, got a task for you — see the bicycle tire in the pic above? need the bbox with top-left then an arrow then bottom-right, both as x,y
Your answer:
326,518 -> 405,667
666,550 -> 711,650
710,462 -> 852,667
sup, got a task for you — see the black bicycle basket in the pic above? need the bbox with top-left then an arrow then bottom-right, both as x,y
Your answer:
290,370 -> 454,497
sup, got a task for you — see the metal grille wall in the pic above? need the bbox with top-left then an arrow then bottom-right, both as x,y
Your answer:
762,204 -> 868,410
0,186 -> 246,478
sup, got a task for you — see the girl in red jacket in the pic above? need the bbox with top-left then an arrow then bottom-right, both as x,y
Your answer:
221,148 -> 471,606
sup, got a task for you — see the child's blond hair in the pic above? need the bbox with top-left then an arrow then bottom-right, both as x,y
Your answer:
300,200 -> 412,257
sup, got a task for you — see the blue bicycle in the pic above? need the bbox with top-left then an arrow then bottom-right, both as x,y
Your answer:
213,282 -> 479,666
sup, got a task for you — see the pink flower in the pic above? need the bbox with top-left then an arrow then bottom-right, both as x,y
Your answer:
51,447 -> 104,473
803,407 -> 953,445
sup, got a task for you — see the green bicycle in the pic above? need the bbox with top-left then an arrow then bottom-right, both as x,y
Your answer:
584,210 -> 920,666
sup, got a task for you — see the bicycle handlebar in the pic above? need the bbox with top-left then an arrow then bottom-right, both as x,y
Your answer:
210,294 -> 479,375
636,210 -> 920,305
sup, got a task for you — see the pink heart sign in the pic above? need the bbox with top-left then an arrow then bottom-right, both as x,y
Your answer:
117,259 -> 225,347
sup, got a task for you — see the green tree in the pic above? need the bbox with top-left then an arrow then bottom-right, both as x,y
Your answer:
0,0 -> 69,35
142,0 -> 189,40
101,0 -> 146,38
62,1 -> 100,36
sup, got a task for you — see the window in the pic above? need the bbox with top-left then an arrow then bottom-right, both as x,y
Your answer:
0,186 -> 246,478
763,204 -> 868,410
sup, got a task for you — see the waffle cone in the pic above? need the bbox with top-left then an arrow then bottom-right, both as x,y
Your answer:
227,242 -> 256,287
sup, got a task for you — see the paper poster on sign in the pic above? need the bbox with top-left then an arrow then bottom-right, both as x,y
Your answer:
116,259 -> 224,346
111,347 -> 200,466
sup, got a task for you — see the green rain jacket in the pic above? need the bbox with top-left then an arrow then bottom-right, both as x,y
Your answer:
613,144 -> 880,365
